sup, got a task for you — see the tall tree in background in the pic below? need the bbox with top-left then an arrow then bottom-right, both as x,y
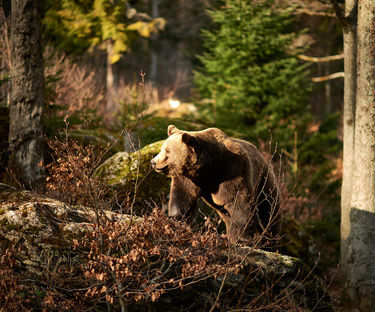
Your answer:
8,0 -> 45,188
194,0 -> 312,149
332,0 -> 375,310
43,0 -> 165,124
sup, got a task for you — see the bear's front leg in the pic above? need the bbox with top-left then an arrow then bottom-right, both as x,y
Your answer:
168,176 -> 200,221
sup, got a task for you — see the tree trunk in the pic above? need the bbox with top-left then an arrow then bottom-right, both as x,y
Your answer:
150,0 -> 160,82
105,41 -> 117,125
340,0 -> 357,280
8,0 -> 45,188
344,0 -> 375,310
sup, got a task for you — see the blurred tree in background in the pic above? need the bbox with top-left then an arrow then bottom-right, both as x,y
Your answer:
42,0 -> 165,122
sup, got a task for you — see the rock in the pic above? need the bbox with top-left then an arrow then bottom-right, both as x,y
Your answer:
0,183 -> 139,275
0,184 -> 332,311
95,140 -> 170,212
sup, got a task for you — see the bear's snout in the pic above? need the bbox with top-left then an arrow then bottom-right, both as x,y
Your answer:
151,155 -> 169,173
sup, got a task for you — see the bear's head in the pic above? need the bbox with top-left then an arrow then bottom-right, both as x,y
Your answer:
151,125 -> 201,177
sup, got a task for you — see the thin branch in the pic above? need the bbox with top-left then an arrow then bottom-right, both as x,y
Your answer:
295,9 -> 336,18
311,72 -> 345,82
208,240 -> 234,312
298,53 -> 343,63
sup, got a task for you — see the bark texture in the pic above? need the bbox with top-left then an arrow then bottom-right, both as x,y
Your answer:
340,0 -> 357,279
8,0 -> 45,187
344,0 -> 375,310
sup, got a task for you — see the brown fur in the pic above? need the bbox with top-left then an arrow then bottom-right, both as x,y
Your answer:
151,125 -> 281,245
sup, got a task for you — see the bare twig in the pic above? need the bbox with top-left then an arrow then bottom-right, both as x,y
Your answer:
311,72 -> 345,82
298,53 -> 343,63
295,9 -> 336,18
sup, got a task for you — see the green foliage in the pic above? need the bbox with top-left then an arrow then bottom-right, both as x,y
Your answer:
194,0 -> 312,149
298,113 -> 341,203
194,0 -> 341,208
42,0 -> 166,62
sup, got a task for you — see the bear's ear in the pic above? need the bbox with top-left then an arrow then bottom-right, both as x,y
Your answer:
168,125 -> 178,136
182,133 -> 200,151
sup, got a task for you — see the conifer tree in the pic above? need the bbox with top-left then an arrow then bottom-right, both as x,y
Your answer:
194,0 -> 312,148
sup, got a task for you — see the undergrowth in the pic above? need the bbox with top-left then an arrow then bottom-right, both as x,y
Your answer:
45,137 -> 112,208
0,133 -> 333,311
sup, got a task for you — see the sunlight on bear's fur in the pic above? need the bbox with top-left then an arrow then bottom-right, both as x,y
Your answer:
151,125 -> 281,246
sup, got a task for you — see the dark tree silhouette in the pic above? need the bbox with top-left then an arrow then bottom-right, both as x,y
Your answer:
8,0 -> 45,188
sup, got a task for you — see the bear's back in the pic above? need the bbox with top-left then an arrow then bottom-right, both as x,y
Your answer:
225,137 -> 266,172
229,137 -> 279,199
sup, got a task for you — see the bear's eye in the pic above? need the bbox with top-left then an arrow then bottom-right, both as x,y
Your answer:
165,148 -> 170,154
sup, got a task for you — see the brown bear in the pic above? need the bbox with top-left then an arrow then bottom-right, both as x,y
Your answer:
151,125 -> 281,246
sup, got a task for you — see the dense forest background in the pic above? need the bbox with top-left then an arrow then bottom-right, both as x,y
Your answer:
2,0 -> 373,311
1,0 -> 344,193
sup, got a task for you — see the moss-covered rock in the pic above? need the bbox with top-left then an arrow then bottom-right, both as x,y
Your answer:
95,140 -> 170,212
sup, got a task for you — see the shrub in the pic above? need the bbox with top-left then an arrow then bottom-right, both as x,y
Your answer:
45,136 -> 117,209
76,209 -> 238,306
0,244 -> 30,312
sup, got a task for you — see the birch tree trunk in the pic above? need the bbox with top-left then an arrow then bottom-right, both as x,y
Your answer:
340,0 -> 357,279
8,0 -> 45,188
344,0 -> 375,310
